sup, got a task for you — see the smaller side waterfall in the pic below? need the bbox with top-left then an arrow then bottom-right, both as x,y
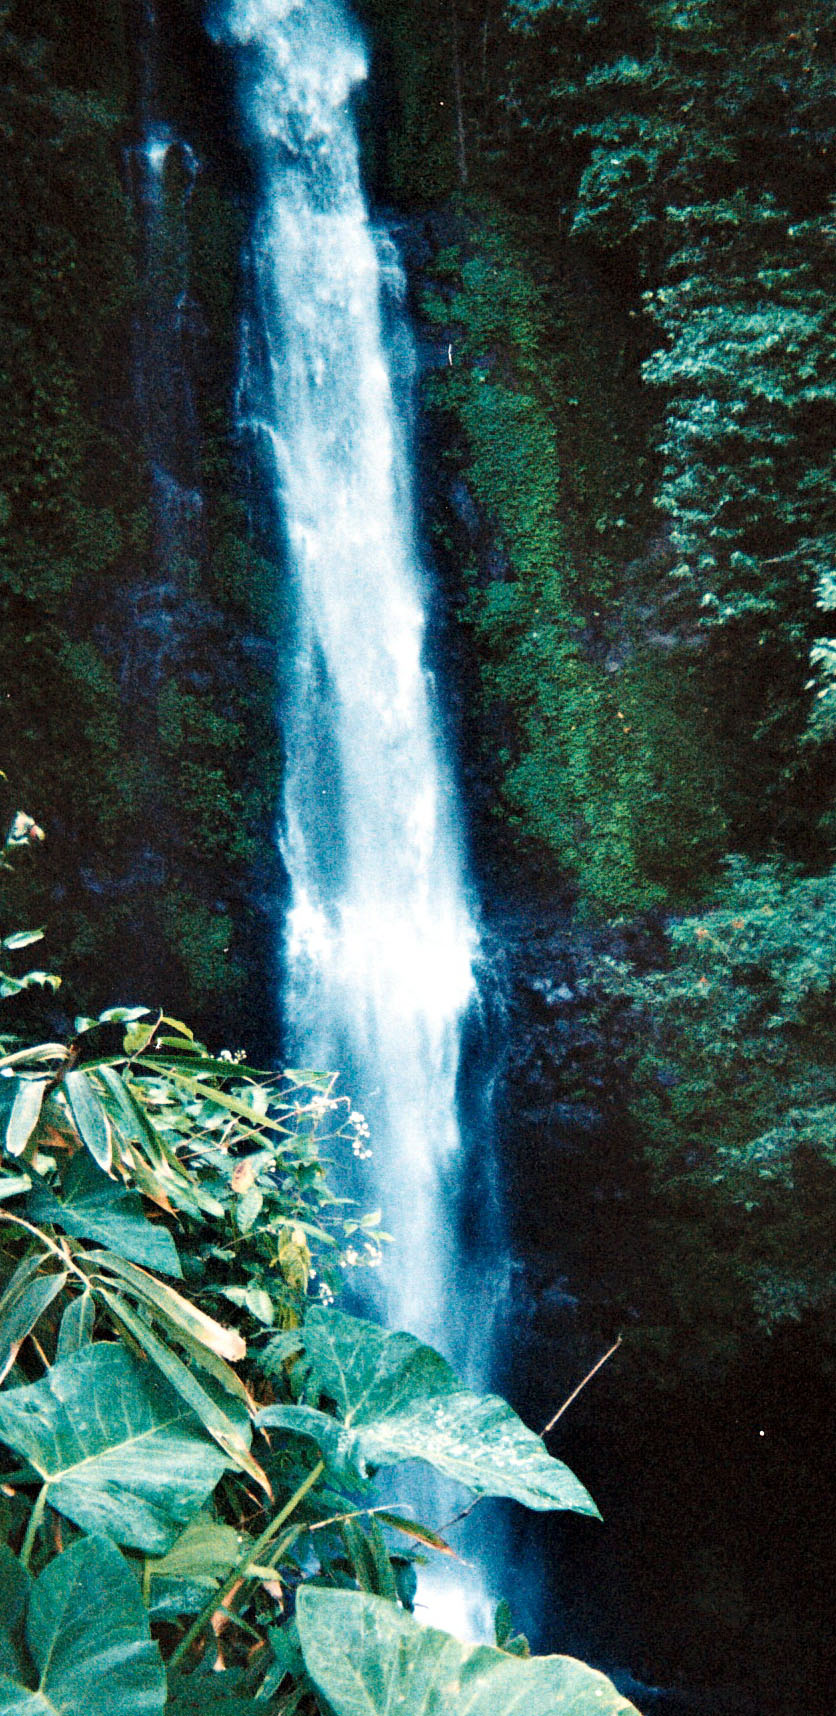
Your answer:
127,0 -> 204,587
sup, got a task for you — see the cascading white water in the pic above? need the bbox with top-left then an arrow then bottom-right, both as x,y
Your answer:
219,0 -> 481,1350
217,0 -> 504,1635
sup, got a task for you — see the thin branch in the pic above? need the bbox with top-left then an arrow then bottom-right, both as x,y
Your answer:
540,1336 -> 622,1437
440,1337 -> 624,1535
309,1503 -> 402,1534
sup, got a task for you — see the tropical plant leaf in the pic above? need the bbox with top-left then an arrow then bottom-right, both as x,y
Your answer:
96,1066 -> 173,1173
4,1078 -> 49,1158
63,1069 -> 112,1171
95,1290 -> 267,1493
135,1059 -> 291,1135
257,1309 -> 599,1516
0,1533 -> 166,1716
88,1251 -> 245,1363
26,1153 -> 182,1276
146,1512 -> 244,1582
374,1512 -> 455,1556
0,1343 -> 231,1552
296,1589 -> 641,1716
2,931 -> 45,952
0,1171 -> 31,1202
0,1269 -> 67,1382
55,1290 -> 96,1359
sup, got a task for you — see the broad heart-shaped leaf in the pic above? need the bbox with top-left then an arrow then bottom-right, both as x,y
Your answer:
26,1152 -> 182,1276
0,1533 -> 165,1716
0,1343 -> 231,1552
297,1589 -> 640,1716
257,1308 -> 599,1517
296,1585 -> 642,1716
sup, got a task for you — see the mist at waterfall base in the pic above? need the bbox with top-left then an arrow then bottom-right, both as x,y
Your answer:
212,0 -> 518,1642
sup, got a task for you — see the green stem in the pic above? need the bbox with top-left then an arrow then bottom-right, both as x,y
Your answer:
167,1457 -> 324,1673
20,1484 -> 48,1568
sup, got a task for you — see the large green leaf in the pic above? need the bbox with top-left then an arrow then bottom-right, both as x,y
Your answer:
257,1308 -> 599,1516
26,1153 -> 182,1277
0,1534 -> 165,1716
296,1589 -> 640,1716
0,1344 -> 231,1552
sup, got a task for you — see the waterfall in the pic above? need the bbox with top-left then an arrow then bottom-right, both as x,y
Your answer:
128,0 -> 204,587
215,0 -> 506,1635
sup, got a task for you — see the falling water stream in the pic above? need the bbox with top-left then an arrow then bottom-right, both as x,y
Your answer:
130,0 -> 204,583
215,0 -> 504,1634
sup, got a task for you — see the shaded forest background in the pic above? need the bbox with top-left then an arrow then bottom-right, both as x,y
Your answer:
1,0 -> 834,1707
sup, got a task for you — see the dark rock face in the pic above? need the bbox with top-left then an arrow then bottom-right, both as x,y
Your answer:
473,891 -> 835,1716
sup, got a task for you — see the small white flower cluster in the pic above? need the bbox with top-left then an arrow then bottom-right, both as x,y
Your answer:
218,1048 -> 246,1063
340,1240 -> 382,1270
317,1281 -> 335,1305
348,1109 -> 372,1160
309,1092 -> 341,1121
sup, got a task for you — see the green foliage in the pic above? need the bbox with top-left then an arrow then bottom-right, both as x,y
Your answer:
423,205 -> 723,908
258,1306 -> 600,1513
0,0 -> 283,1029
0,811 -> 635,1716
496,0 -> 836,842
590,857 -> 836,1355
295,1589 -> 638,1716
0,1533 -> 166,1716
0,1346 -> 231,1551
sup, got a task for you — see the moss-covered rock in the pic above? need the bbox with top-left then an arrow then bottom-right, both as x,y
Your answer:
418,201 -> 725,911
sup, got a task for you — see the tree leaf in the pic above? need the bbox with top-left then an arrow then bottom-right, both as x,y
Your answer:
296,1589 -> 640,1716
257,1308 -> 599,1516
55,1290 -> 96,1360
146,1513 -> 244,1582
5,1078 -> 49,1158
63,1070 -> 112,1171
0,1343 -> 231,1552
2,931 -> 45,952
26,1153 -> 182,1276
96,1290 -> 268,1495
96,1066 -> 173,1173
0,1533 -> 165,1716
87,1251 -> 244,1363
0,1270 -> 67,1383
